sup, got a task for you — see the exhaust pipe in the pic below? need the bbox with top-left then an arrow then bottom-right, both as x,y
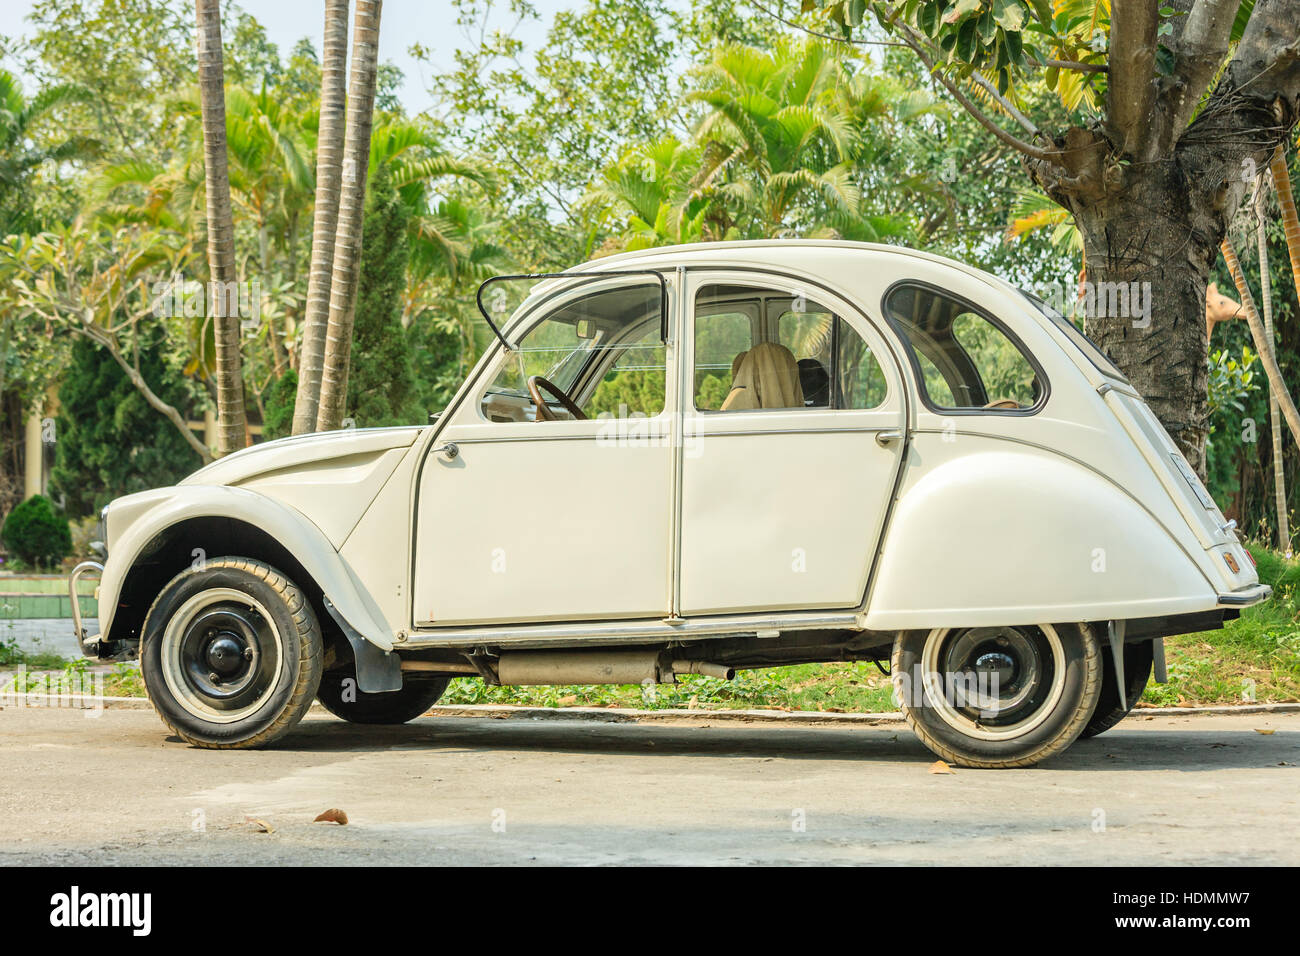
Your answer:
497,649 -> 673,685
672,660 -> 736,680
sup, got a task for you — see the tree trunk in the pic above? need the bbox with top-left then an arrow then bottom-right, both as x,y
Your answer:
1256,186 -> 1290,552
195,0 -> 246,457
293,0 -> 350,435
316,0 -> 382,432
1066,161 -> 1217,477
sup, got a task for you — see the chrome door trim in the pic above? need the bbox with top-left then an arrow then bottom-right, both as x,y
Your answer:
402,608 -> 864,649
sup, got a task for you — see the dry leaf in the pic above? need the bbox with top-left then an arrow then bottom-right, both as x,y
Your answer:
1254,728 -> 1277,735
314,808 -> 349,825
929,760 -> 955,774
245,816 -> 274,833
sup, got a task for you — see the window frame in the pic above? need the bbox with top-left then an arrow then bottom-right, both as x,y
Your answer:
474,277 -> 671,425
881,278 -> 1051,418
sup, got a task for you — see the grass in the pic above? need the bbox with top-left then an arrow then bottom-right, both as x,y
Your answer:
3,543 -> 1296,712
1143,543 -> 1300,707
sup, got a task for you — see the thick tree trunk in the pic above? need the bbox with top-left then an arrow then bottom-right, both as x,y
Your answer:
1066,161 -> 1218,477
195,0 -> 246,457
292,0 -> 350,435
316,0 -> 382,432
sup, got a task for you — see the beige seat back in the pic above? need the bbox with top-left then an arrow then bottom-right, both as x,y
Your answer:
720,342 -> 805,411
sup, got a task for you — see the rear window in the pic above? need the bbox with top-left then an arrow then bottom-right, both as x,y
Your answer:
1020,289 -> 1127,383
883,283 -> 1044,411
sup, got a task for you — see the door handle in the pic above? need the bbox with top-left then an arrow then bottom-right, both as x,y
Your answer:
874,429 -> 903,447
432,441 -> 459,460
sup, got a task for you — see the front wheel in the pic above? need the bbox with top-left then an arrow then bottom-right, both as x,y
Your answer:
892,623 -> 1102,768
140,558 -> 323,749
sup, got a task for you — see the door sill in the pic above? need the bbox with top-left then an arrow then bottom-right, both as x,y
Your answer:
402,609 -> 864,649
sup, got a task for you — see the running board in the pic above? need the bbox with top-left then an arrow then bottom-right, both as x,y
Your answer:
401,610 -> 864,650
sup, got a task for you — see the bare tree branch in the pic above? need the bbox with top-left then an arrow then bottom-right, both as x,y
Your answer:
1157,0 -> 1240,147
894,22 -> 1059,163
1107,1 -> 1161,158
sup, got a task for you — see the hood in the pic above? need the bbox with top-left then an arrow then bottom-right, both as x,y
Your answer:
181,426 -> 424,488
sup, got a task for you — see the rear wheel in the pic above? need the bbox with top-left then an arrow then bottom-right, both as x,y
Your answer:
1080,638 -> 1154,738
316,669 -> 450,724
892,623 -> 1102,768
140,558 -> 323,749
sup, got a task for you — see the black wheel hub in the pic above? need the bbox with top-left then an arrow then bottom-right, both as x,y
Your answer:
178,604 -> 277,712
939,626 -> 1055,727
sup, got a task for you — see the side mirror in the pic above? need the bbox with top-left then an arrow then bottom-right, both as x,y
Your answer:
576,318 -> 597,340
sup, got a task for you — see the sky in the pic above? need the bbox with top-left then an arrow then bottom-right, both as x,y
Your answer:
0,0 -> 580,115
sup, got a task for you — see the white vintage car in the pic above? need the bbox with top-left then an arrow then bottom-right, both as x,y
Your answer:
71,240 -> 1269,767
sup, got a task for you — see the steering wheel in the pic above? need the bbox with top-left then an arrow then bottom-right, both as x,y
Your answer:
527,375 -> 588,421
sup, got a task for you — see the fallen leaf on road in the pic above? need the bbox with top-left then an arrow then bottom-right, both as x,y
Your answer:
1254,728 -> 1277,735
245,817 -> 274,833
314,808 -> 348,825
929,760 -> 955,775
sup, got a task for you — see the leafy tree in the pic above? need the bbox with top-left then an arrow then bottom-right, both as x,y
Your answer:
0,68 -> 98,236
50,334 -> 203,516
820,0 -> 1300,477
261,367 -> 297,440
1,493 -> 71,567
345,171 -> 423,427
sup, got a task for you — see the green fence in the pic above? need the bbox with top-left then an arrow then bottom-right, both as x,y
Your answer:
0,575 -> 98,619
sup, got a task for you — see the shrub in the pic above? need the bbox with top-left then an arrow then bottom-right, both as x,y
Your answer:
1,494 -> 72,567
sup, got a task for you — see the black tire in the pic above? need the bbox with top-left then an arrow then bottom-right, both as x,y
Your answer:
316,670 -> 449,725
1080,637 -> 1154,738
140,557 -> 323,749
892,623 -> 1103,769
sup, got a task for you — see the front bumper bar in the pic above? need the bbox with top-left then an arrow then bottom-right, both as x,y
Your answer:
68,560 -> 104,656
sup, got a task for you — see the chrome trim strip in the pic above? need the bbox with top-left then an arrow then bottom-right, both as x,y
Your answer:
403,610 -> 863,649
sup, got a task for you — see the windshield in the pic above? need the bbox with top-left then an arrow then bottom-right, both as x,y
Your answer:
1019,289 -> 1128,383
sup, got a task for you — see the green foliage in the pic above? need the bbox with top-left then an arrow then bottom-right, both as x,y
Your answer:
262,368 -> 298,441
49,334 -> 203,516
346,171 -> 423,427
587,368 -> 667,417
1,494 -> 71,567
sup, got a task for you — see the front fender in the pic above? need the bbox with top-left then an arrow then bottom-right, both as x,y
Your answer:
97,485 -> 395,650
864,444 -> 1218,630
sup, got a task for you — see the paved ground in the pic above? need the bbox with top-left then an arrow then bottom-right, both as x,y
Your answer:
0,706 -> 1296,865
1,618 -> 92,658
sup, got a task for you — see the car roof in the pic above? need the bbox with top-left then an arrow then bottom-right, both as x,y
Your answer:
533,239 -> 1013,298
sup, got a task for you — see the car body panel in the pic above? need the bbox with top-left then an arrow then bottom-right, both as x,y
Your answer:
84,240 -> 1268,660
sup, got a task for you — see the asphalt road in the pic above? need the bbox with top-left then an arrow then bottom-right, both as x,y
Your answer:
0,707 -> 1296,865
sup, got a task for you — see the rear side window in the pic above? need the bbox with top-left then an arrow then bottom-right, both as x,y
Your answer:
883,283 -> 1044,412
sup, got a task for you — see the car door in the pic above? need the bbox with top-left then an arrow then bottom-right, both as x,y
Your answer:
412,276 -> 675,627
677,271 -> 907,616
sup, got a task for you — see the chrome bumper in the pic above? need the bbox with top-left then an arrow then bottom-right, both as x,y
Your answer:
1218,583 -> 1272,607
68,560 -> 104,654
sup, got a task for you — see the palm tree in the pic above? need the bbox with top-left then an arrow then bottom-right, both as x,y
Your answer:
293,0 -> 350,435
317,0 -> 383,432
195,0 -> 246,456
0,69 -> 98,235
1254,180 -> 1290,551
